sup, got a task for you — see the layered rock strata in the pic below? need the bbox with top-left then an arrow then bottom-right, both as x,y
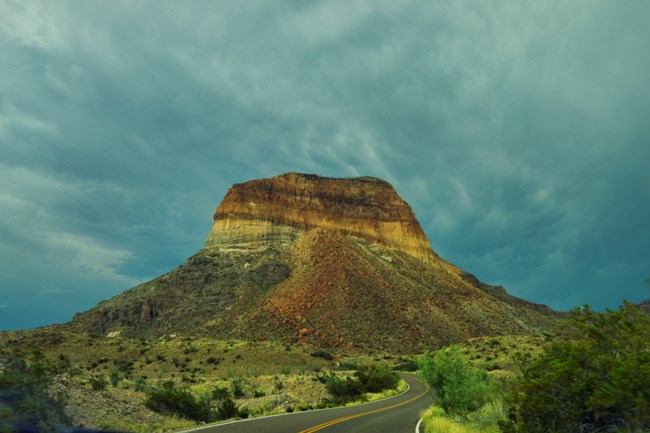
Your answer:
205,173 -> 435,262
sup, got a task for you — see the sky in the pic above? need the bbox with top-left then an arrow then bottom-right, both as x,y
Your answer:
1,0 -> 649,331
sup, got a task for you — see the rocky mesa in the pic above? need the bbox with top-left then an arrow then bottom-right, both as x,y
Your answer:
69,173 -> 560,352
205,173 -> 435,262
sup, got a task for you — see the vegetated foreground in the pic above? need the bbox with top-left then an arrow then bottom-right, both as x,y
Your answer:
2,302 -> 648,432
419,302 -> 650,433
0,331 -> 408,433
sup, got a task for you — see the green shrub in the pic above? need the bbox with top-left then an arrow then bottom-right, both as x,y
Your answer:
325,375 -> 357,400
336,360 -> 360,371
145,381 -> 214,422
354,364 -> 399,393
134,376 -> 148,392
230,377 -> 245,398
89,375 -> 108,391
109,369 -> 121,387
212,386 -> 229,400
0,349 -> 68,432
216,397 -> 238,420
392,359 -> 418,372
324,365 -> 399,402
421,346 -> 493,415
502,303 -> 650,433
310,350 -> 334,361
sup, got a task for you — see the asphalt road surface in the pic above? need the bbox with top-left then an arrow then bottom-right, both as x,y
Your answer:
182,373 -> 433,433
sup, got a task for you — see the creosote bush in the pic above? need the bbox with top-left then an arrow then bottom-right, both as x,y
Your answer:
421,346 -> 493,415
145,381 -> 214,422
502,302 -> 650,433
0,349 -> 68,433
324,364 -> 399,403
310,350 -> 334,361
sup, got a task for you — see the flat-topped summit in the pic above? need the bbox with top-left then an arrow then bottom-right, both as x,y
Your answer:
205,173 -> 435,261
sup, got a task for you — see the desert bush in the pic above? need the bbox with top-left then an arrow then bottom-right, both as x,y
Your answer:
216,397 -> 238,420
354,364 -> 399,393
325,375 -> 361,401
502,302 -> 650,433
325,364 -> 399,402
310,350 -> 334,360
421,346 -> 493,415
392,358 -> 418,372
89,375 -> 108,391
336,360 -> 360,371
212,386 -> 229,400
134,376 -> 148,392
145,381 -> 214,422
109,368 -> 121,387
230,377 -> 245,398
0,349 -> 68,432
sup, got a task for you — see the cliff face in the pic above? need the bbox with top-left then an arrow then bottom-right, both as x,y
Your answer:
205,173 -> 435,262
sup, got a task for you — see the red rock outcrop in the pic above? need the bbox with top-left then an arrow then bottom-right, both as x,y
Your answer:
205,173 -> 436,262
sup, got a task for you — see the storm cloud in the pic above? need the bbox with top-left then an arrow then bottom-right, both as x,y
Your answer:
1,0 -> 649,330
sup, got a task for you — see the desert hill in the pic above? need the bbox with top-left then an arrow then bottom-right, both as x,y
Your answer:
69,173 -> 559,352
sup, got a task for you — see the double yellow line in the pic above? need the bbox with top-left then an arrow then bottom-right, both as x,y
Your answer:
298,380 -> 430,433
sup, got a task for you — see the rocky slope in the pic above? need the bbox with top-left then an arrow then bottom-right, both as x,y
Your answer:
69,173 -> 560,352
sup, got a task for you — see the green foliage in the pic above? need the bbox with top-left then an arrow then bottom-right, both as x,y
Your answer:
109,368 -> 121,387
325,375 -> 361,400
310,350 -> 334,361
0,349 -> 68,432
336,360 -> 360,371
392,358 -> 419,372
89,375 -> 108,391
502,302 -> 650,433
145,381 -> 214,422
212,386 -> 229,400
216,396 -> 238,420
230,377 -> 245,398
134,376 -> 148,392
354,364 -> 399,393
421,346 -> 493,415
324,364 -> 399,402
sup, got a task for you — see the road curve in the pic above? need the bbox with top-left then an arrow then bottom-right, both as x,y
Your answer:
181,373 -> 433,433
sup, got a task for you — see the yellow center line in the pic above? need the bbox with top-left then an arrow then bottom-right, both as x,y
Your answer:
297,379 -> 430,433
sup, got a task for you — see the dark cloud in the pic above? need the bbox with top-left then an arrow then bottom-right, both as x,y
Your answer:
1,0 -> 649,330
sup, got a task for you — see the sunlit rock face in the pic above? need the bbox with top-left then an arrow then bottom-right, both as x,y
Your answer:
205,173 -> 436,261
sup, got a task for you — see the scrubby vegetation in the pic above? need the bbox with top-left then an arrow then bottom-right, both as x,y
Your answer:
0,334 -> 408,431
502,302 -> 650,433
0,349 -> 68,433
145,381 -> 214,422
421,303 -> 650,433
5,302 -> 646,432
322,364 -> 400,404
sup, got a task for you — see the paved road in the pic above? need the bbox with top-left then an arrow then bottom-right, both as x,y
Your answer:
182,373 -> 432,433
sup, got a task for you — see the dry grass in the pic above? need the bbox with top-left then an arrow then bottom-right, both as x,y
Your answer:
422,406 -> 502,433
